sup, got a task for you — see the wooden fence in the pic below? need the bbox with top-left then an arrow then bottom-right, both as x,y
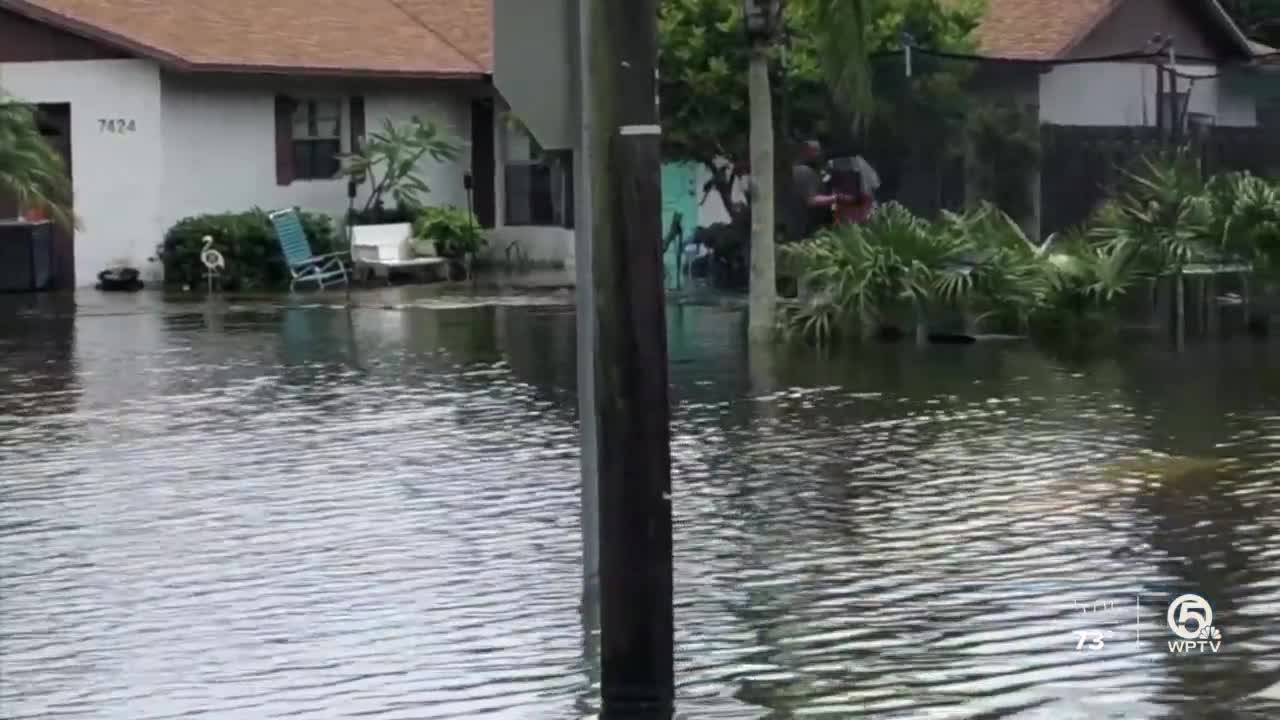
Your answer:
1039,125 -> 1280,238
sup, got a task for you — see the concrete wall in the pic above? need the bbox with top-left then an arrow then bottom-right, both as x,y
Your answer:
487,226 -> 576,267
159,73 -> 474,264
1039,62 -> 1257,127
0,59 -> 164,284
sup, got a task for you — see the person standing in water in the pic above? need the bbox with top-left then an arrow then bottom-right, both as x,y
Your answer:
789,140 -> 850,240
828,154 -> 880,225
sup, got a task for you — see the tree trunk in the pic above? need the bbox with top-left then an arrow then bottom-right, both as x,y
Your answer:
747,46 -> 776,341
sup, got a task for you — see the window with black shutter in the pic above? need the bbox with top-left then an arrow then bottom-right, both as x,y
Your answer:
290,99 -> 342,180
502,123 -> 574,228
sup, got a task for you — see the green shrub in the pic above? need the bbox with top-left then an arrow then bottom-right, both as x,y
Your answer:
776,149 -> 1280,346
411,204 -> 487,259
341,117 -> 461,221
778,202 -> 1053,343
157,208 -> 341,290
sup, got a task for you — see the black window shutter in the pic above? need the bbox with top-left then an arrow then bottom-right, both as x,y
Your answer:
470,98 -> 496,228
274,95 -> 296,186
349,96 -> 366,153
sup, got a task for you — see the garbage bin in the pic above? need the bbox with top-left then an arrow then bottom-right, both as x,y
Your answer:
0,220 -> 55,292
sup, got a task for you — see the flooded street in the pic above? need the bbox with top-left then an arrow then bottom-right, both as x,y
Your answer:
2,290 -> 1279,719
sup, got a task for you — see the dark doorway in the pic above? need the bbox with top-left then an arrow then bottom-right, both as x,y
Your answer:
35,103 -> 74,289
470,98 -> 496,228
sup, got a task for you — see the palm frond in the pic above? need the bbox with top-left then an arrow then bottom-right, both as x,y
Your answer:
793,0 -> 871,130
0,95 -> 77,229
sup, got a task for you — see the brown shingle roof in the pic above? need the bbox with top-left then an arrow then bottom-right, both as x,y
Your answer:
968,0 -> 1254,61
0,0 -> 490,78
971,0 -> 1115,60
397,0 -> 492,70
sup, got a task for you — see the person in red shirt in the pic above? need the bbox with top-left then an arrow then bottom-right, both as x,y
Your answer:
827,155 -> 879,225
789,140 -> 859,238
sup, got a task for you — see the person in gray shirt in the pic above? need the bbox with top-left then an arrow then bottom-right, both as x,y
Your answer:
790,140 -> 847,239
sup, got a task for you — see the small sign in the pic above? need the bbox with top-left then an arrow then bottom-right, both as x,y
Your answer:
98,118 -> 137,134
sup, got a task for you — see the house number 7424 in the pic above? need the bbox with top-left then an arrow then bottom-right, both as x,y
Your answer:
99,118 -> 137,134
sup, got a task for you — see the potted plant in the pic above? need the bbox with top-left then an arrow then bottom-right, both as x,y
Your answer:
340,117 -> 460,251
411,205 -> 487,280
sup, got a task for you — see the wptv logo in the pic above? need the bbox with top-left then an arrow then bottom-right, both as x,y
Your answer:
1166,593 -> 1223,654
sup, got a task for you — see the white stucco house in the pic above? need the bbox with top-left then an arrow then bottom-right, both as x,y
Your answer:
0,0 -> 571,288
951,0 -> 1279,239
970,0 -> 1269,128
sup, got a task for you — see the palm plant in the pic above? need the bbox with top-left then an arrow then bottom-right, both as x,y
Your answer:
1204,172 -> 1280,276
0,93 -> 75,229
1040,226 -> 1138,314
782,201 -> 1058,343
933,203 -> 1054,331
1089,148 -> 1214,275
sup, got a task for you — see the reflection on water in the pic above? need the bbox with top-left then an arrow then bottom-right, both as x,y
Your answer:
1,292 -> 1278,719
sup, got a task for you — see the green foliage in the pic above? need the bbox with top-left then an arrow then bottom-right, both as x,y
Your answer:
1204,172 -> 1280,277
778,148 -> 1280,346
659,0 -> 982,165
1040,227 -> 1138,313
340,117 -> 460,223
934,202 -> 1051,328
794,0 -> 873,131
0,93 -> 76,230
659,0 -> 756,165
801,0 -> 983,130
158,209 -> 340,290
1089,148 -> 1216,275
411,205 -> 487,259
779,201 -> 1049,343
867,0 -> 985,52
966,102 -> 1041,222
1221,0 -> 1280,47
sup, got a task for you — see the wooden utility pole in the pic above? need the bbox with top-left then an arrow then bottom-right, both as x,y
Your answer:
581,0 -> 674,716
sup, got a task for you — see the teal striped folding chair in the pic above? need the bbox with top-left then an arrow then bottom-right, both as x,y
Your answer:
269,208 -> 350,291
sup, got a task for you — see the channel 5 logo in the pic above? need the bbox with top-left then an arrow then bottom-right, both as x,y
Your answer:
1166,593 -> 1223,653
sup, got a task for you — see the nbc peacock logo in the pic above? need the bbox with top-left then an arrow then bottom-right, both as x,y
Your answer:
1167,593 -> 1223,653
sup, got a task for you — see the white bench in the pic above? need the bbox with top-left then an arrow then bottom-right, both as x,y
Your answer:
349,222 -> 447,284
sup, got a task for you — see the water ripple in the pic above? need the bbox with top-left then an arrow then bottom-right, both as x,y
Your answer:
1,299 -> 1278,719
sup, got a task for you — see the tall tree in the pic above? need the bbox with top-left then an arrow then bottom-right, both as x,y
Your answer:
0,94 -> 75,229
746,6 -> 780,340
660,0 -> 830,225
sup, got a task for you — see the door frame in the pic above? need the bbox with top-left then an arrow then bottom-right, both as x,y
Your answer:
35,103 -> 74,289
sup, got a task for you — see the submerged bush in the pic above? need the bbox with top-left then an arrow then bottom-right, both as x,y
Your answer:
779,148 -> 1280,346
158,209 -> 341,290
412,204 -> 487,259
779,202 -> 1054,343
1204,171 -> 1280,277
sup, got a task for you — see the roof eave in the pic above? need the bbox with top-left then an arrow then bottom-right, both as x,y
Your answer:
1051,0 -> 1257,61
181,63 -> 489,81
0,0 -> 487,81
1,0 -> 190,66
1202,0 -> 1259,59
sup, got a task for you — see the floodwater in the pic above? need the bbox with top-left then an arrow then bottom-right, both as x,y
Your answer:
1,289 -> 1278,720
